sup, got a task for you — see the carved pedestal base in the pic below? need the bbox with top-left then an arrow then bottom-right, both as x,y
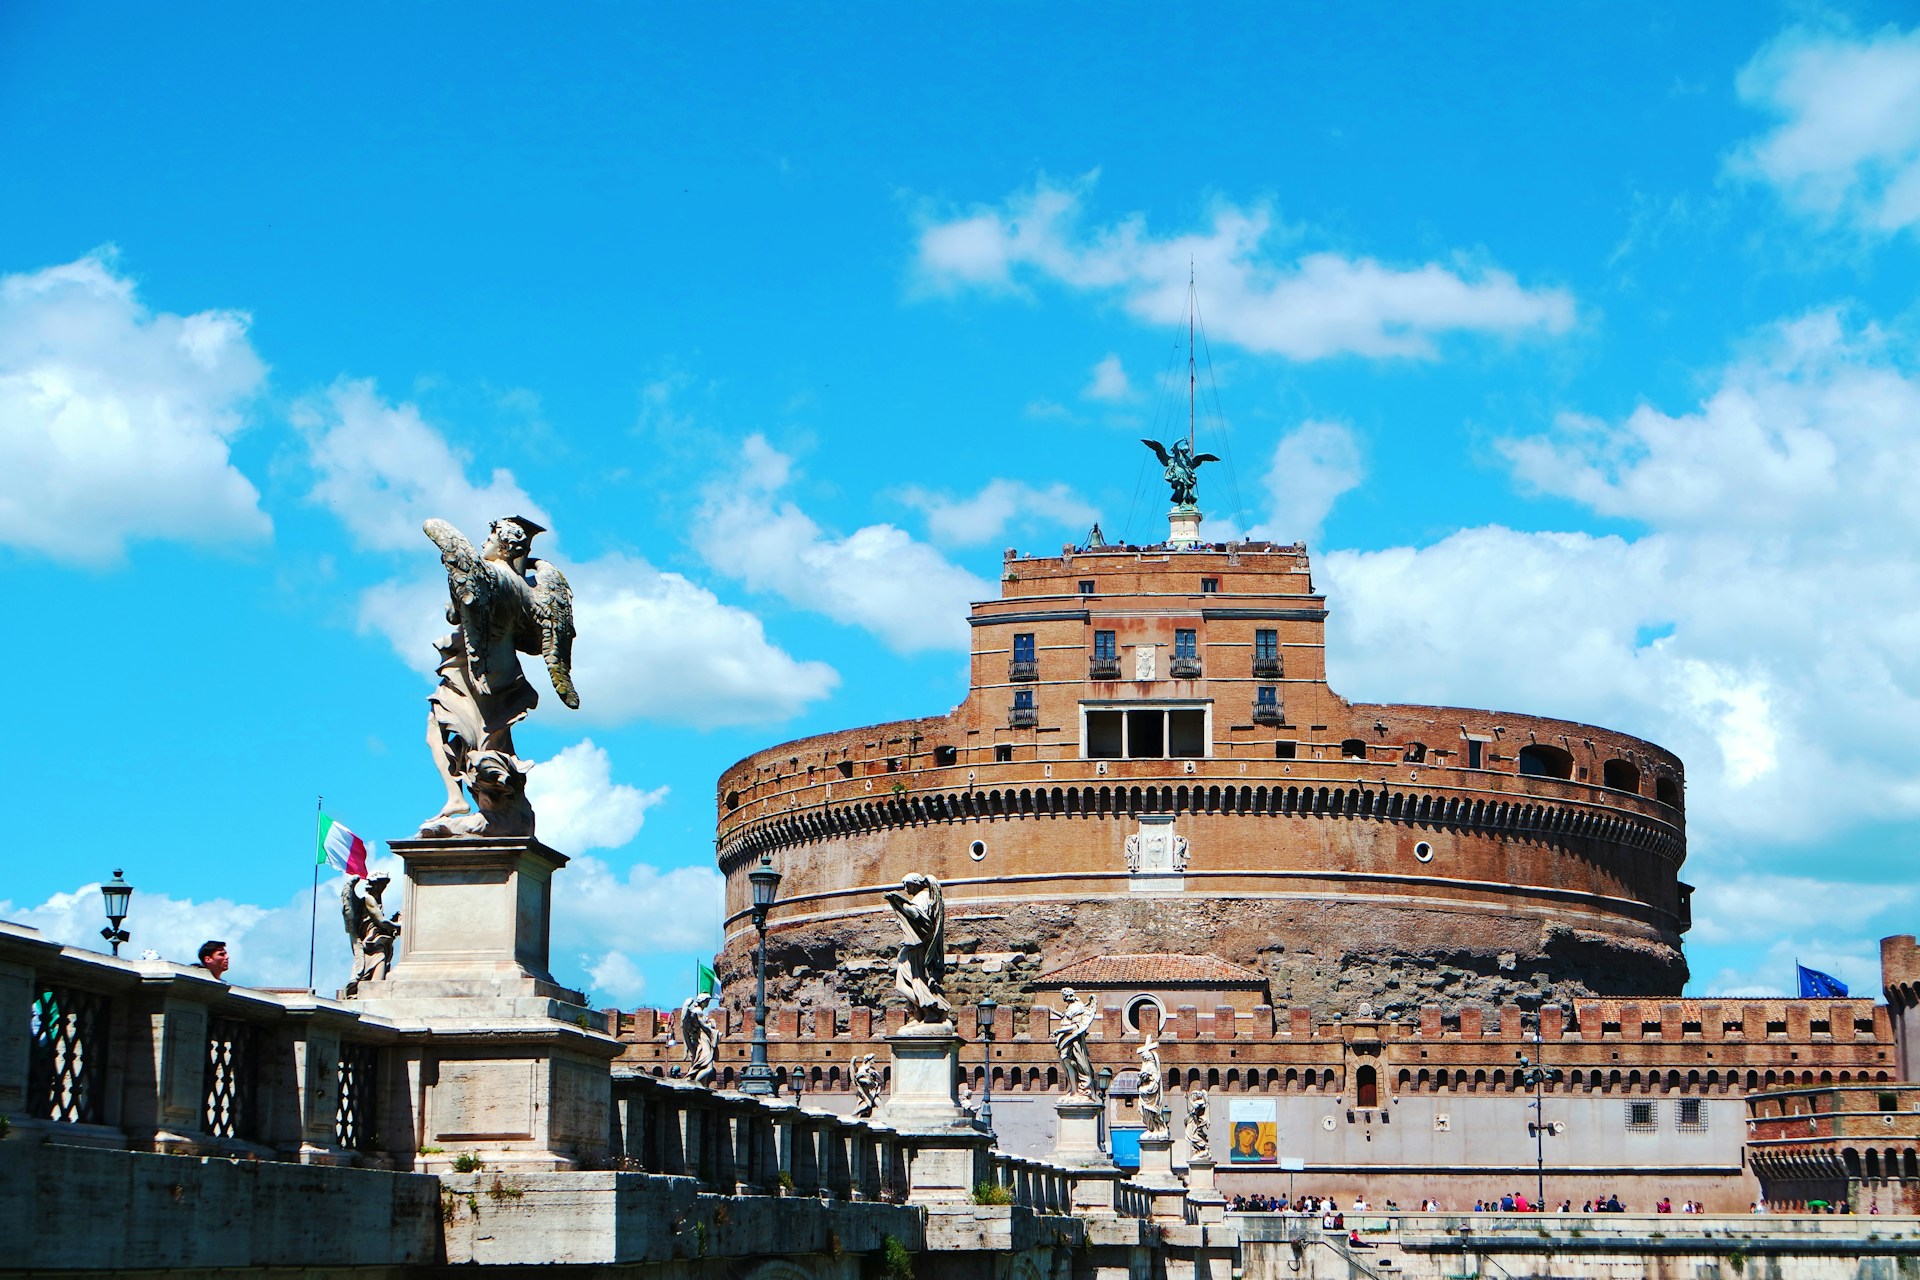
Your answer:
876,1025 -> 989,1203
1168,505 -> 1204,549
1054,1096 -> 1122,1216
347,834 -> 620,1171
1185,1155 -> 1227,1223
1133,1134 -> 1190,1222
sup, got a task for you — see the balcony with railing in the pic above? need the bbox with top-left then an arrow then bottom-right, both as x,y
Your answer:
1089,656 -> 1122,680
1252,700 -> 1285,726
1253,656 -> 1282,679
1008,660 -> 1039,682
1169,656 -> 1202,679
1009,707 -> 1039,728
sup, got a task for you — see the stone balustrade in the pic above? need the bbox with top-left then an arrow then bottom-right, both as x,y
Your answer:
0,921 -> 405,1165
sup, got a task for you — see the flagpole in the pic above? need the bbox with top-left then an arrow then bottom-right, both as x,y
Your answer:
307,796 -> 322,993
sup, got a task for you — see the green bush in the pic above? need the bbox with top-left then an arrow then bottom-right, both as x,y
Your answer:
972,1181 -> 1015,1206
451,1152 -> 483,1173
883,1235 -> 915,1280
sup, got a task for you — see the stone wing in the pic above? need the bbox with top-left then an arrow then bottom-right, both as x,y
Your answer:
1141,438 -> 1171,466
529,558 -> 580,709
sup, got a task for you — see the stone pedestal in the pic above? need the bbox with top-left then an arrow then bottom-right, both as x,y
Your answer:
1054,1095 -> 1123,1215
352,836 -> 592,1020
1168,505 -> 1203,548
346,833 -> 621,1171
1134,1133 -> 1190,1222
1185,1155 -> 1227,1223
876,1024 -> 989,1203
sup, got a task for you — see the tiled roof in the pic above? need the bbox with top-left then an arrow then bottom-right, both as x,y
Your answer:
1035,953 -> 1268,986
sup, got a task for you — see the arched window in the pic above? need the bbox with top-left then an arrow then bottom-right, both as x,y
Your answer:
1341,739 -> 1368,759
1356,1065 -> 1378,1109
1603,759 -> 1641,793
1517,744 -> 1574,779
1656,775 -> 1681,807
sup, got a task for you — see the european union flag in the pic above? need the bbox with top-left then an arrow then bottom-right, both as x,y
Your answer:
1797,964 -> 1849,998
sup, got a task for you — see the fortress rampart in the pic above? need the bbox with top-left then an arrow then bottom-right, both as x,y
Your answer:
713,542 -> 1688,1016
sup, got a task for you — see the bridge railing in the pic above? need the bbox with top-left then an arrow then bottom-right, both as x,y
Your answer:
1,921 -> 404,1164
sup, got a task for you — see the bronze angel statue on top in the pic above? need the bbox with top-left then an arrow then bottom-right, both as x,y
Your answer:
417,515 -> 579,839
1142,438 -> 1219,508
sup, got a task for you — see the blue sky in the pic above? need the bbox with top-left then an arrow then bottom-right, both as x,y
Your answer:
5,4 -> 1920,1006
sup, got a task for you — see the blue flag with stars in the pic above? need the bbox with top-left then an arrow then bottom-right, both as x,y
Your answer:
1797,964 -> 1848,998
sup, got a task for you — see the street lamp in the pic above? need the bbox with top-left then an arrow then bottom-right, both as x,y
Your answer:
99,869 -> 133,957
1093,1064 -> 1115,1152
975,995 -> 998,1133
1517,1009 -> 1563,1210
740,852 -> 783,1096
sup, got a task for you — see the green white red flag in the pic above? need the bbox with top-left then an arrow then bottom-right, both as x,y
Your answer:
317,813 -> 369,878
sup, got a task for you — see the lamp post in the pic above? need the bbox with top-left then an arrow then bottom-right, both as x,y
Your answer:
1517,1010 -> 1563,1210
740,852 -> 783,1096
99,869 -> 133,957
1093,1064 -> 1115,1152
975,995 -> 998,1133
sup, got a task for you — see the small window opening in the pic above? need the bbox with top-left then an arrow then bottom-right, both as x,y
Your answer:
1174,629 -> 1197,658
1356,1064 -> 1378,1109
836,761 -> 854,779
993,744 -> 1013,763
1200,577 -> 1219,593
933,745 -> 957,767
1013,689 -> 1035,710
1340,738 -> 1367,760
1517,744 -> 1574,779
1465,739 -> 1484,770
1627,1101 -> 1655,1130
725,790 -> 740,810
1682,1020 -> 1703,1036
1811,1020 -> 1830,1035
1403,741 -> 1426,763
1881,1092 -> 1900,1112
1678,1098 -> 1705,1129
1093,630 -> 1116,661
1275,741 -> 1297,760
1656,775 -> 1682,807
1766,1020 -> 1787,1036
1078,580 -> 1095,595
1603,758 -> 1642,793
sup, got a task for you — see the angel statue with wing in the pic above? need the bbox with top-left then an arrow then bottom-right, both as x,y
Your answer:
417,515 -> 579,839
1141,438 -> 1219,508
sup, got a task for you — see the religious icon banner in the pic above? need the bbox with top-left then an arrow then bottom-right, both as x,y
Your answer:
1227,1097 -> 1278,1164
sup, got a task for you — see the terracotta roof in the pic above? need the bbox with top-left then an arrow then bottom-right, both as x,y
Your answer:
1034,953 -> 1268,987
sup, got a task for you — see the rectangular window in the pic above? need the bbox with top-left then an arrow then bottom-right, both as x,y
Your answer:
1201,577 -> 1219,593
1275,741 -> 1297,760
1126,709 -> 1165,758
1082,705 -> 1208,760
994,744 -> 1013,762
1627,1101 -> 1656,1131
1078,580 -> 1095,594
1254,629 -> 1278,660
1882,1092 -> 1901,1113
1094,631 -> 1116,661
1677,1098 -> 1706,1131
1168,709 -> 1206,758
1012,633 -> 1035,663
1086,710 -> 1124,758
1174,629 -> 1197,658
1466,739 -> 1484,769
1257,686 -> 1278,707
1013,689 -> 1035,710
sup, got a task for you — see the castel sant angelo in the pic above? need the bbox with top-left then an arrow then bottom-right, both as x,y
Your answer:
713,459 -> 1687,1021
601,442 -> 1920,1213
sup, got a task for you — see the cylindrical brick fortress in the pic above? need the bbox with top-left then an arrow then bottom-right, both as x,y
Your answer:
715,541 -> 1687,1017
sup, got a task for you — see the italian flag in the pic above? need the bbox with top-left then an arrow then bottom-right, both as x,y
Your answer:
317,813 -> 370,878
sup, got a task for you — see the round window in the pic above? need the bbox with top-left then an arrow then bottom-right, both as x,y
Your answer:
969,839 -> 987,862
1414,841 -> 1434,863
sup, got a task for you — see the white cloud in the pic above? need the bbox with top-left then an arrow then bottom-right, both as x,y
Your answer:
1689,874 -> 1918,948
695,435 -> 993,651
525,739 -> 668,853
914,176 -> 1575,360
313,383 -> 840,727
1701,934 -> 1883,1000
0,852 -> 403,995
358,556 -> 840,727
295,378 -> 548,554
556,858 -> 725,1004
1733,24 -> 1920,235
1249,419 -> 1365,545
1084,353 -> 1135,402
0,252 -> 270,565
2,848 -> 718,1009
899,478 -> 1099,547
1322,310 -> 1920,866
